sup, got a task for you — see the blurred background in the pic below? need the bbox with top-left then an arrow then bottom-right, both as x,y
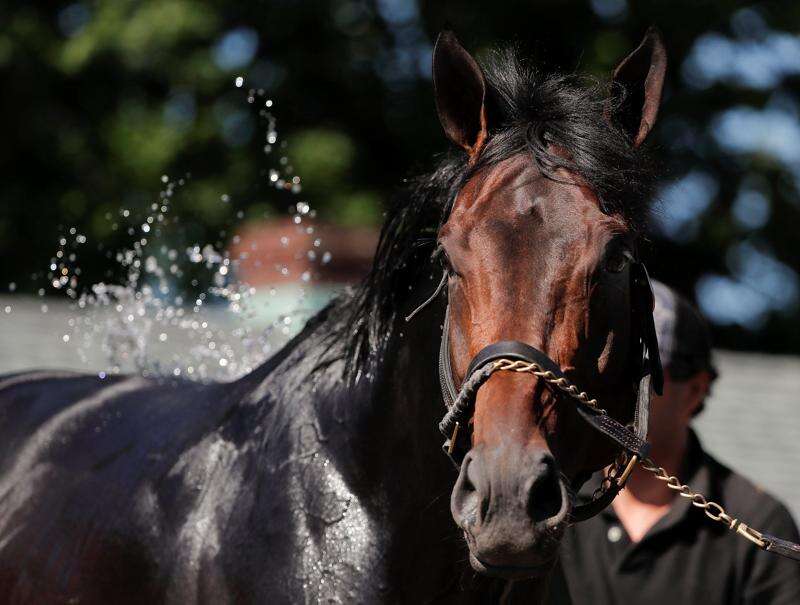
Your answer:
0,1 -> 799,515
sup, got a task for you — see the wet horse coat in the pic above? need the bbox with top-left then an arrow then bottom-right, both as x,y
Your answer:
0,30 -> 666,603
0,305 -> 476,602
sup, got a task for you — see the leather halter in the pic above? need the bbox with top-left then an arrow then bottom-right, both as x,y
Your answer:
425,261 -> 663,523
407,261 -> 800,560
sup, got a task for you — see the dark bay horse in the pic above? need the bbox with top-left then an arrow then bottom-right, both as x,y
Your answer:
0,30 -> 666,603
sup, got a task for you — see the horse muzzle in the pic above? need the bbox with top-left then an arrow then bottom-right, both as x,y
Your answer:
450,444 -> 570,578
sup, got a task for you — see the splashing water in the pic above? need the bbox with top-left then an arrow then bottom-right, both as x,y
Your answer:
30,82 -> 337,382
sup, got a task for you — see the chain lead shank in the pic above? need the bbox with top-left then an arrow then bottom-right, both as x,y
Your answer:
639,458 -> 768,548
462,357 -> 800,562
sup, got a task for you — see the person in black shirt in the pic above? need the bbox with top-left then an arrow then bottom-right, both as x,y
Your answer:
553,281 -> 800,604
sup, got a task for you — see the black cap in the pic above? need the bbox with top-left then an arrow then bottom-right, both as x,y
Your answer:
651,280 -> 718,382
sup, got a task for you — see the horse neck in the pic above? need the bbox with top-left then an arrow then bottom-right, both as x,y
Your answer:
235,296 -> 453,497
318,300 -> 455,498
236,301 -> 558,600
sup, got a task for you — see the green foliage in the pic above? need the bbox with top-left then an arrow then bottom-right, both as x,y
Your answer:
59,0 -> 218,73
288,128 -> 380,224
290,128 -> 356,194
331,191 -> 383,226
106,101 -> 187,181
1,0 -> 799,353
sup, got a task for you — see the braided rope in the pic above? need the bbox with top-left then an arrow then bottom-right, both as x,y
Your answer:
439,364 -> 497,436
440,356 -> 782,557
439,358 -> 606,438
491,359 -> 603,410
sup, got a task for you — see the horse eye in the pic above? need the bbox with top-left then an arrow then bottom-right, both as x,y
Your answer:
605,249 -> 631,273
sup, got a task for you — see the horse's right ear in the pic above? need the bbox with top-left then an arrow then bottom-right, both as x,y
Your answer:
432,31 -> 488,158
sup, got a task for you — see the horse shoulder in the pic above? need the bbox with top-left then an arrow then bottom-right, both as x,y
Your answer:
0,370 -> 251,603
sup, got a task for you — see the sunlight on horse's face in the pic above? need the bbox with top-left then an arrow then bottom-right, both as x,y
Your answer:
438,154 -> 638,578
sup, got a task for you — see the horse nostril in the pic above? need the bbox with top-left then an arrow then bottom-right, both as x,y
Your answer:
527,463 -> 563,523
452,454 -> 485,527
464,454 -> 494,524
463,456 -> 478,492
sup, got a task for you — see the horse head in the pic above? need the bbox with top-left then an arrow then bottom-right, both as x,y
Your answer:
431,30 -> 666,579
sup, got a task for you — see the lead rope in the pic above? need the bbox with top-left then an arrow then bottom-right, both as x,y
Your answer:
408,271 -> 799,561
439,359 -> 606,456
459,359 -> 800,562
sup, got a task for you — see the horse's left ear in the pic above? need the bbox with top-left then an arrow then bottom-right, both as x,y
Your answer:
609,27 -> 667,147
432,30 -> 488,158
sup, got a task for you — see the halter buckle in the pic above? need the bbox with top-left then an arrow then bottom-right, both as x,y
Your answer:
447,422 -> 461,455
615,454 -> 639,487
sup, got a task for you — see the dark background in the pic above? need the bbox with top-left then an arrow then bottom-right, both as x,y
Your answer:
1,0 -> 798,352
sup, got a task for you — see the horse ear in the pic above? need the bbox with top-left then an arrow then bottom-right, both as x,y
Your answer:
609,27 -> 667,147
432,31 -> 488,158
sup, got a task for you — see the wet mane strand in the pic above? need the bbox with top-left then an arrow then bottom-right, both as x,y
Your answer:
330,45 -> 656,383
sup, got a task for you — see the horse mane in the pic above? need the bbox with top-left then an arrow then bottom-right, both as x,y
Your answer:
326,44 -> 657,384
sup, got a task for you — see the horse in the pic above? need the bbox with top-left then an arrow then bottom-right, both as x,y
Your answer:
0,29 -> 666,603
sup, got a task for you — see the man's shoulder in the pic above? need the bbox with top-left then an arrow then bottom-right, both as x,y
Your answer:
702,449 -> 798,535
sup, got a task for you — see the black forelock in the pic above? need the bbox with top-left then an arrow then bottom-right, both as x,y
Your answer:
478,46 -> 655,228
326,44 -> 656,383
